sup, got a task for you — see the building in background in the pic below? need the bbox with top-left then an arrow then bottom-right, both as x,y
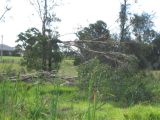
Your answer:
0,44 -> 15,56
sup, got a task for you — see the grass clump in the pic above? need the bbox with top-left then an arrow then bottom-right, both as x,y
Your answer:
123,105 -> 160,120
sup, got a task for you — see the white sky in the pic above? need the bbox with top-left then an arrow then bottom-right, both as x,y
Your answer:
0,0 -> 160,47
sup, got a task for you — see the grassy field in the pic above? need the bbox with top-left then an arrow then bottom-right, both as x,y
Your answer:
0,56 -> 22,64
58,59 -> 78,77
0,56 -> 25,75
1,56 -> 22,60
0,80 -> 160,119
0,57 -> 160,119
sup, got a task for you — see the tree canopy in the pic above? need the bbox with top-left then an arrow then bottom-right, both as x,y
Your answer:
16,28 -> 62,71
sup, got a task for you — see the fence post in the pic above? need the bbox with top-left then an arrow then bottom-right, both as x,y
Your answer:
0,35 -> 3,62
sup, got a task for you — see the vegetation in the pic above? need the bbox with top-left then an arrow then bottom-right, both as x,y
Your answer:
0,56 -> 22,63
0,58 -> 160,119
78,58 -> 159,105
16,28 -> 62,71
0,0 -> 160,119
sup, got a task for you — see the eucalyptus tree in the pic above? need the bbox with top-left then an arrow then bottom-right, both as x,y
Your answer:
16,28 -> 62,71
76,20 -> 111,61
28,0 -> 61,70
16,28 -> 44,70
131,12 -> 156,43
118,0 -> 138,43
119,0 -> 131,42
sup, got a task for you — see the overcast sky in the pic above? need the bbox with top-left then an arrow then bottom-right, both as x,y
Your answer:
0,0 -> 160,47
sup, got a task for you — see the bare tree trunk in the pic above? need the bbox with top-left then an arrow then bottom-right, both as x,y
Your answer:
42,0 -> 47,70
120,0 -> 127,42
48,40 -> 52,71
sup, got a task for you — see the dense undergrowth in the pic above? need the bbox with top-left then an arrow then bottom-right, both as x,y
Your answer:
0,80 -> 160,120
78,58 -> 160,106
0,58 -> 160,119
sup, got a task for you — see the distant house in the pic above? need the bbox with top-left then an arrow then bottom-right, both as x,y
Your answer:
0,44 -> 15,56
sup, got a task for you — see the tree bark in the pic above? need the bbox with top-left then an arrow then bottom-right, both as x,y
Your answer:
42,0 -> 48,70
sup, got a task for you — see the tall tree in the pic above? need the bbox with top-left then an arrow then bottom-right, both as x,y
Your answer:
16,28 -> 62,71
29,0 -> 61,70
119,0 -> 131,41
16,28 -> 44,70
131,12 -> 156,42
76,20 -> 111,61
47,31 -> 62,71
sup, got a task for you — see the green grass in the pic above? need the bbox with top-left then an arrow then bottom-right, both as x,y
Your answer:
1,80 -> 160,120
0,84 -> 160,120
0,56 -> 26,76
1,56 -> 22,60
58,59 -> 78,77
0,58 -> 160,119
0,56 -> 22,64
0,63 -> 26,76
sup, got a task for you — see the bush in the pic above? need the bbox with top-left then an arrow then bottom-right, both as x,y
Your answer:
74,56 -> 82,66
78,58 -> 113,100
78,58 -> 155,105
124,72 -> 153,104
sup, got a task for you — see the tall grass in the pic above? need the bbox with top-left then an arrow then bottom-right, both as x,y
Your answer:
1,77 -> 160,119
50,85 -> 59,120
85,69 -> 98,120
0,59 -> 160,119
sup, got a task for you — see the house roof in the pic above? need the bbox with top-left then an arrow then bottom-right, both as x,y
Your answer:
0,44 -> 15,51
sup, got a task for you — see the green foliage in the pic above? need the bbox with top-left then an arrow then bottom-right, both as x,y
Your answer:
16,28 -> 45,70
124,72 -> 153,105
131,12 -> 156,42
124,41 -> 153,69
77,20 -> 110,40
0,73 -> 160,119
76,20 -> 111,61
149,34 -> 160,69
74,56 -> 82,66
78,58 -> 156,105
0,57 -> 159,119
119,0 -> 131,41
16,28 -> 62,71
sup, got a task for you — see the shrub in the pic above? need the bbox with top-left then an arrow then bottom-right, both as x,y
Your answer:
74,56 -> 82,66
78,59 -> 112,100
78,58 -> 155,105
124,72 -> 153,104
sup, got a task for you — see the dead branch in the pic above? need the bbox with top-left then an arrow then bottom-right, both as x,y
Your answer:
61,41 -> 128,65
63,39 -> 118,46
0,6 -> 11,21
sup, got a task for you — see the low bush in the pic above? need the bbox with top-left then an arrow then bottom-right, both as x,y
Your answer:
78,58 -> 156,105
74,56 -> 82,66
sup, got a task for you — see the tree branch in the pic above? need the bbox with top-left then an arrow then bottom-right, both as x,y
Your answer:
36,0 -> 43,21
0,6 -> 11,21
61,41 -> 128,65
